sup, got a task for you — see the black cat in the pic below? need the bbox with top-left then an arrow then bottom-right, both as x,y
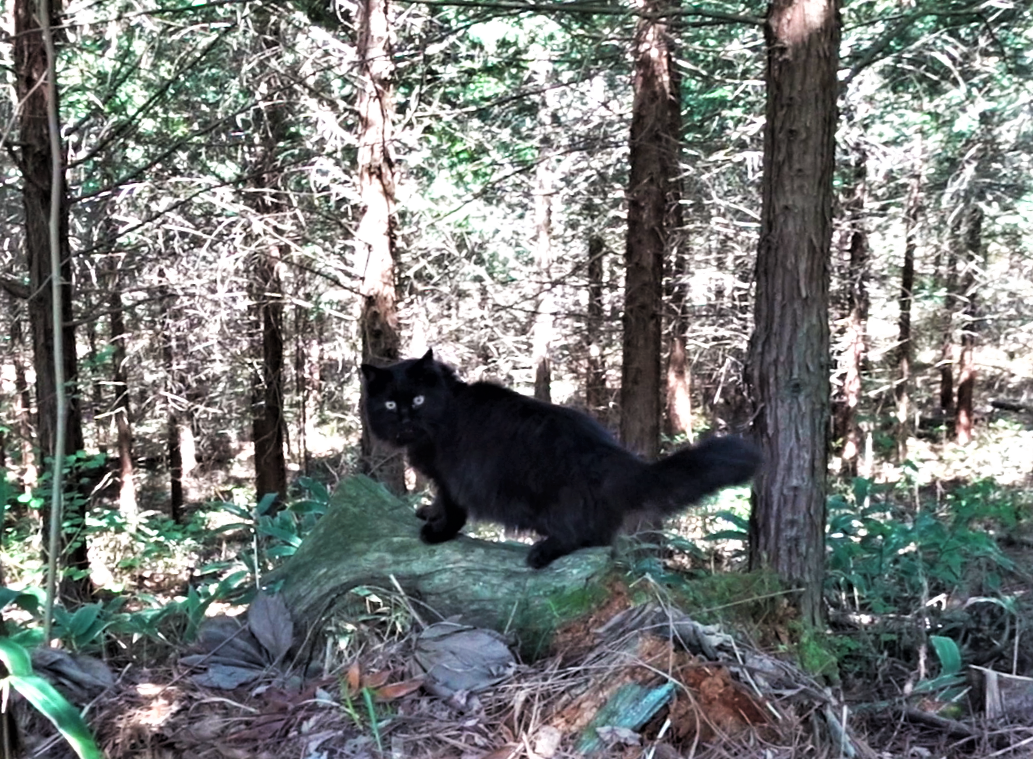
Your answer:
360,350 -> 760,568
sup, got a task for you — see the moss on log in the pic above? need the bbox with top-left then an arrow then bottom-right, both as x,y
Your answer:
266,476 -> 611,649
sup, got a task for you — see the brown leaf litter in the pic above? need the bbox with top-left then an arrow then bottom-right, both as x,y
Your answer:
28,583 -> 1033,759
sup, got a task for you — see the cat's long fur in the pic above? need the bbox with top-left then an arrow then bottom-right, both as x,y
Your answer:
361,350 -> 760,568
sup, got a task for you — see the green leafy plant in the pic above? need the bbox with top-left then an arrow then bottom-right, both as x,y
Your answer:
0,638 -> 103,759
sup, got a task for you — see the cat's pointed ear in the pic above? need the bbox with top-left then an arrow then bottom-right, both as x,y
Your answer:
418,348 -> 434,363
359,363 -> 381,385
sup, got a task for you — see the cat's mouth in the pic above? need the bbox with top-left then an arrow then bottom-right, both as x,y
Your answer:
394,428 -> 423,446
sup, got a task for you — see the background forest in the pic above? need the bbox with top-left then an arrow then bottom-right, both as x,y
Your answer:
1,0 -> 1033,756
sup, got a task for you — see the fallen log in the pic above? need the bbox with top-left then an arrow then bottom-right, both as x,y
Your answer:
266,475 -> 611,650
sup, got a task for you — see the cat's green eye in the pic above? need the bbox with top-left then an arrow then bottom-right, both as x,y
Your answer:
385,400 -> 397,410
413,395 -> 425,407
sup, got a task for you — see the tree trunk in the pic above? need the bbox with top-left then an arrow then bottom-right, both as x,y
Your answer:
665,241 -> 692,440
621,0 -> 680,459
356,0 -> 405,493
954,205 -> 982,446
251,249 -> 288,503
15,0 -> 92,601
836,147 -> 869,475
747,0 -> 840,628
294,302 -> 313,475
937,246 -> 958,419
531,57 -> 558,402
159,274 -> 184,522
663,18 -> 690,442
894,145 -> 922,462
12,314 -> 37,493
103,253 -> 137,519
585,235 -> 608,419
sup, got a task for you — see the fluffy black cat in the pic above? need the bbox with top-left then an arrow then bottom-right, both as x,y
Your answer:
361,350 -> 760,568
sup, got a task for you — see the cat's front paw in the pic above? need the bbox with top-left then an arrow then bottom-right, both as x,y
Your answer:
526,539 -> 569,569
420,520 -> 460,544
414,502 -> 435,521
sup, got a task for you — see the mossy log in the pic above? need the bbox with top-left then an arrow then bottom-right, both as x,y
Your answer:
266,476 -> 611,648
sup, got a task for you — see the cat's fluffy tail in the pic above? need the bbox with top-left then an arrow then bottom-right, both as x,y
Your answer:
638,436 -> 760,515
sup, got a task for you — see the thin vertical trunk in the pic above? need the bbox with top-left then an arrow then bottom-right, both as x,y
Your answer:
531,57 -> 557,403
895,148 -> 922,462
356,0 -> 405,492
15,0 -> 91,600
665,245 -> 692,440
294,303 -> 312,475
104,254 -> 137,518
585,236 -> 608,417
663,16 -> 690,441
251,249 -> 287,502
955,205 -> 982,445
12,314 -> 37,493
159,275 -> 183,522
837,148 -> 869,475
621,0 -> 679,459
531,147 -> 555,401
938,247 -> 958,418
747,0 -> 840,628
248,13 -> 289,505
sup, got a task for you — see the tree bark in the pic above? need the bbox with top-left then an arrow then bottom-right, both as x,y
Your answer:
15,0 -> 91,600
267,476 -> 610,647
747,0 -> 840,628
621,0 -> 680,459
356,0 -> 405,493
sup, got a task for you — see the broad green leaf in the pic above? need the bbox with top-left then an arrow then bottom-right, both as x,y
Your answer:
0,637 -> 34,676
929,635 -> 962,676
6,673 -> 104,759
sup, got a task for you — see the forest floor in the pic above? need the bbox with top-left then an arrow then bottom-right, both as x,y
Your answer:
12,416 -> 1033,759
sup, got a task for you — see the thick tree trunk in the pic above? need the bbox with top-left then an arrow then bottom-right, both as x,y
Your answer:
894,149 -> 922,462
836,148 -> 869,475
954,205 -> 982,445
621,0 -> 680,459
268,476 -> 609,648
585,236 -> 608,419
15,0 -> 91,600
356,0 -> 405,492
747,0 -> 840,628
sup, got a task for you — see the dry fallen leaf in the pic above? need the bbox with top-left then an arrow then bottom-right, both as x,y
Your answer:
346,660 -> 361,692
372,676 -> 425,702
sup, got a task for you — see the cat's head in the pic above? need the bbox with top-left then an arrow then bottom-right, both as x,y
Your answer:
360,349 -> 457,447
